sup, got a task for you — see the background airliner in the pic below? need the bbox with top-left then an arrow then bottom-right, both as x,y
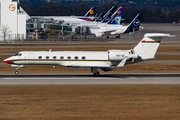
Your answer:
39,6 -> 124,26
89,13 -> 142,37
33,7 -> 96,24
4,33 -> 174,75
69,6 -> 142,37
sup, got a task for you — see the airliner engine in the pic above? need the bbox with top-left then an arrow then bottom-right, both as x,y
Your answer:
95,32 -> 104,37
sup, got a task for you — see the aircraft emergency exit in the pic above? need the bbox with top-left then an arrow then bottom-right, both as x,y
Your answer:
4,33 -> 174,76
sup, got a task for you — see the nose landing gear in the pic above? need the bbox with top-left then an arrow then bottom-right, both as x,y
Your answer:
14,67 -> 20,75
15,70 -> 19,75
11,64 -> 23,75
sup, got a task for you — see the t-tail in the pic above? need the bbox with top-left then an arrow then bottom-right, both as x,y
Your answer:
133,33 -> 175,60
124,13 -> 142,33
84,7 -> 96,17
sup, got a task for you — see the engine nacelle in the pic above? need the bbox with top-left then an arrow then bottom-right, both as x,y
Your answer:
95,32 -> 104,37
108,50 -> 138,61
108,50 -> 129,61
110,30 -> 124,35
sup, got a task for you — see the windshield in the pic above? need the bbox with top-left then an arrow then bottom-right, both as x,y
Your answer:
14,53 -> 22,56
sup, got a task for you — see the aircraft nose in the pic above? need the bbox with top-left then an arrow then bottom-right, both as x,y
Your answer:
4,59 -> 12,64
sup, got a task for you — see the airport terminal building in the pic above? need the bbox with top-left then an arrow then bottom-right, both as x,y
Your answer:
0,0 -> 30,42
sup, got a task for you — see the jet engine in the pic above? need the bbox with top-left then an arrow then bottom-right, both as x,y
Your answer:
108,50 -> 129,61
95,32 -> 104,37
108,50 -> 138,61
110,29 -> 125,35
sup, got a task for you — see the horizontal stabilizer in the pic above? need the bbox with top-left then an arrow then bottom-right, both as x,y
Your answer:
144,33 -> 175,38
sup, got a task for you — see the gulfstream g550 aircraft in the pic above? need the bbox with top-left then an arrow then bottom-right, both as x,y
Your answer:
4,33 -> 174,75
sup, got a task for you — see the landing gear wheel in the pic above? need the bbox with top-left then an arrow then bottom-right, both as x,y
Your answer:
15,70 -> 19,75
93,71 -> 100,76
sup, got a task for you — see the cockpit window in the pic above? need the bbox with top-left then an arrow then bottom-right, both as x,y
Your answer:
14,53 -> 19,56
14,53 -> 22,56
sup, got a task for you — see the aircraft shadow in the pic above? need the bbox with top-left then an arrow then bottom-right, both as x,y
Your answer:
1,73 -> 180,78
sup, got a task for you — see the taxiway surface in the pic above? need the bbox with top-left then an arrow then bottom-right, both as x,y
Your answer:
0,73 -> 180,85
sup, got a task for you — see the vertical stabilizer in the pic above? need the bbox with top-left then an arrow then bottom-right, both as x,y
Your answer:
124,14 -> 142,33
84,7 -> 96,17
134,33 -> 174,60
106,6 -> 124,24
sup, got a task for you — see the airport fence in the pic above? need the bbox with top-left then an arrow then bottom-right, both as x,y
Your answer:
1,29 -> 179,43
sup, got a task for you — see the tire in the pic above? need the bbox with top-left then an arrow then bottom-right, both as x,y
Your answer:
15,71 -> 19,75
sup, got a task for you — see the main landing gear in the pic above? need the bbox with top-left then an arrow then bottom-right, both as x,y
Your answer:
93,71 -> 100,76
91,68 -> 100,76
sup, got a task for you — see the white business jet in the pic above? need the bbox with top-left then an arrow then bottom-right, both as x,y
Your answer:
4,33 -> 174,75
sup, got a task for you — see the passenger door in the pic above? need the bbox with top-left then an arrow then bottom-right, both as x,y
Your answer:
28,52 -> 35,63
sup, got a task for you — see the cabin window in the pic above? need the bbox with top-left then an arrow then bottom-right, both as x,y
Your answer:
67,56 -> 71,59
82,56 -> 86,60
74,56 -> 78,60
38,56 -> 42,59
53,56 -> 57,59
46,56 -> 49,59
60,56 -> 64,59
